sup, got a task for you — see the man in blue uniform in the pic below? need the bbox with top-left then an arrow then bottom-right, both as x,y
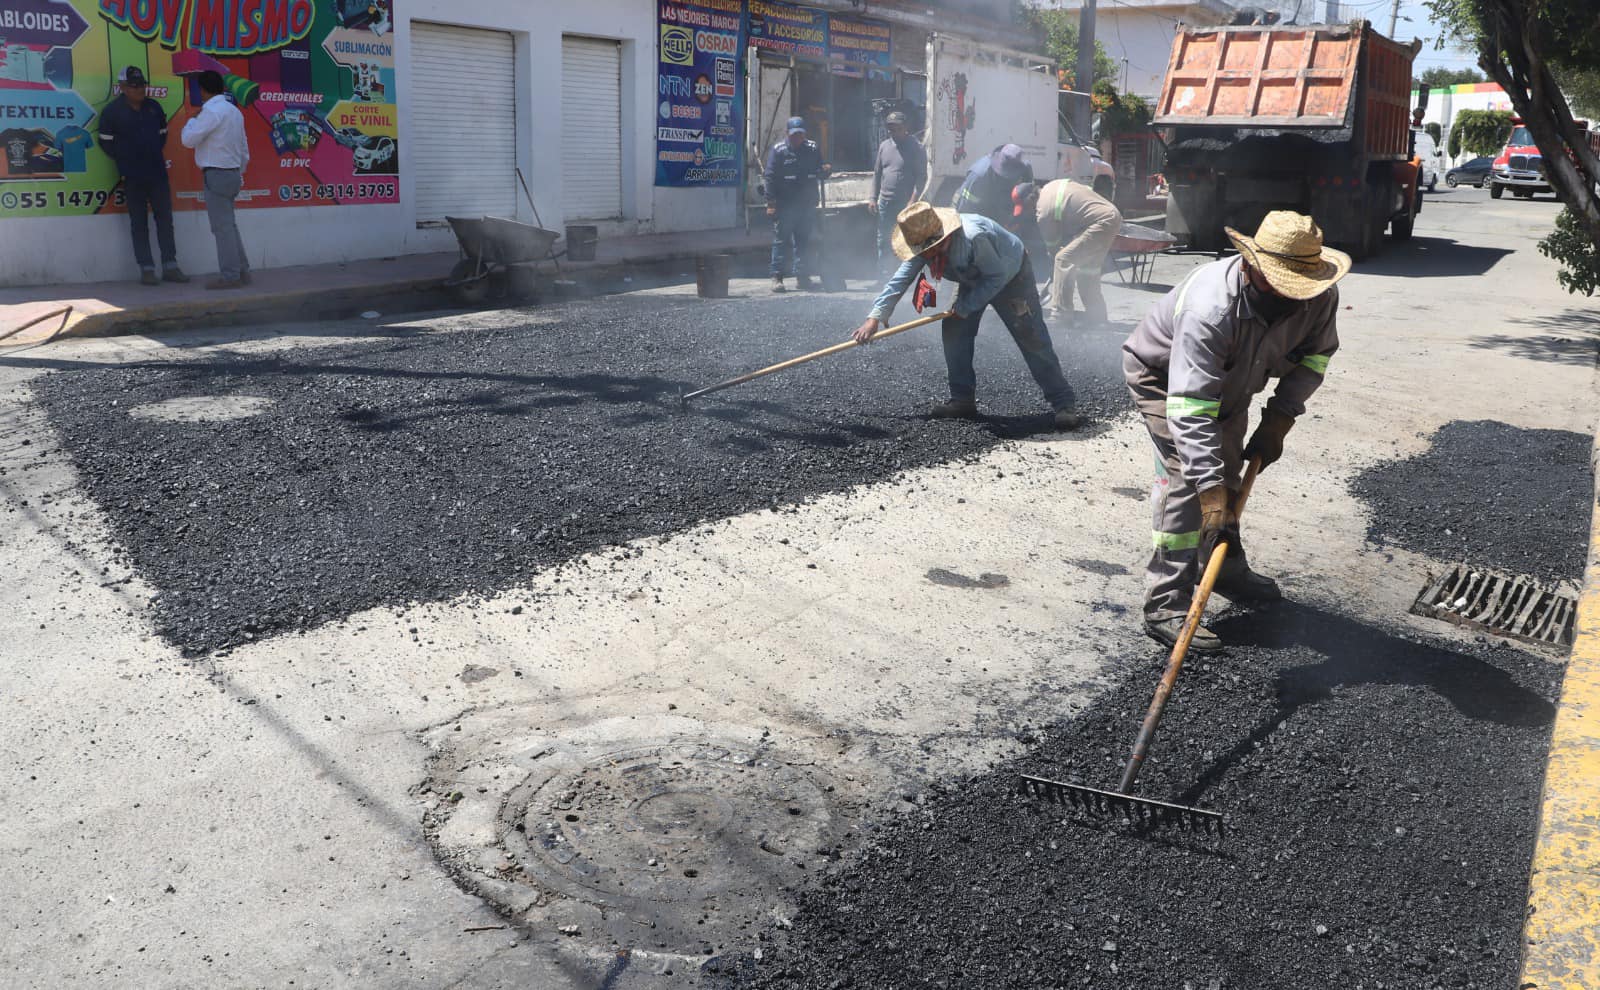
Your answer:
763,116 -> 829,293
96,67 -> 188,286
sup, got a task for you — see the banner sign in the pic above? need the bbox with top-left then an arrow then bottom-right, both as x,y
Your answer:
656,0 -> 743,187
0,0 -> 399,218
747,1 -> 891,81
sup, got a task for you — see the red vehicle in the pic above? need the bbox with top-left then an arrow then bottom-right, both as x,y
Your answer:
1490,117 -> 1600,200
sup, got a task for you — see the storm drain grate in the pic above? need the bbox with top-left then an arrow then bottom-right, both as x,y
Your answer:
1411,564 -> 1578,650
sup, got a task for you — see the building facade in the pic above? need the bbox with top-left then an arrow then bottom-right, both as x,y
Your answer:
0,0 -> 1033,288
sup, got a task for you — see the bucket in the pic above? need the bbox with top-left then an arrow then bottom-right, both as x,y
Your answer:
565,224 -> 598,262
695,253 -> 732,298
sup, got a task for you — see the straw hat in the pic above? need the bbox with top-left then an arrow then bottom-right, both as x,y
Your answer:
892,201 -> 962,260
1225,211 -> 1351,301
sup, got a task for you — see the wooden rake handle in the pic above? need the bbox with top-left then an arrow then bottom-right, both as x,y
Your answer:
681,310 -> 954,404
1118,457 -> 1262,794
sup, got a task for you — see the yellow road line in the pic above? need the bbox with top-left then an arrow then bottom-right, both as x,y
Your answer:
1521,460 -> 1600,989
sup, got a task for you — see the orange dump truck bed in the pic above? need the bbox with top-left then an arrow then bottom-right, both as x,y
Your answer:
1155,22 -> 1417,159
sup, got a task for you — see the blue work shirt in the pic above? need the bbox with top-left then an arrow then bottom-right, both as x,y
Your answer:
952,152 -> 1033,225
96,94 -> 169,182
869,214 -> 1025,322
764,138 -> 825,209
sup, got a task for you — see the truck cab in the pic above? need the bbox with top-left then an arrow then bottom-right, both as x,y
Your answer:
1490,121 -> 1549,199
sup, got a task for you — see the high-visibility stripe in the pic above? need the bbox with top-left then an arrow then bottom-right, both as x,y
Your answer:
1153,530 -> 1201,550
1173,268 -> 1203,316
1167,395 -> 1221,418
1053,182 -> 1068,221
1299,353 -> 1330,374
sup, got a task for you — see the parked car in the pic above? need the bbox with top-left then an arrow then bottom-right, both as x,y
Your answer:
1445,156 -> 1493,188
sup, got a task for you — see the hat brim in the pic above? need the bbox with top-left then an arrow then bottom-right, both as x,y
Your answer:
1226,227 -> 1351,301
891,206 -> 962,261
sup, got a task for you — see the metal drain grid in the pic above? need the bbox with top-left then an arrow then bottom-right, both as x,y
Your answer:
1412,564 -> 1577,649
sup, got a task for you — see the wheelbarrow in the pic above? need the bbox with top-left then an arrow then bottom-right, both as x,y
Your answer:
1110,222 -> 1178,287
444,216 -> 561,306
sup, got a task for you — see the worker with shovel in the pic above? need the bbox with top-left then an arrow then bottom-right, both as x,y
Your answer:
852,201 -> 1080,430
1123,211 -> 1346,651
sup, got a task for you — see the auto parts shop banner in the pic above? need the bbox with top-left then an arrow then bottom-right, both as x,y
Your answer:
0,0 -> 398,218
656,0 -> 743,188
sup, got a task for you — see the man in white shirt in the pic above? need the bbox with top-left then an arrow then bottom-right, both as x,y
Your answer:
180,71 -> 251,289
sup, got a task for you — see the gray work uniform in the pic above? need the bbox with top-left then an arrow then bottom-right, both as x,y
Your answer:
1121,257 -> 1339,619
1035,179 -> 1121,322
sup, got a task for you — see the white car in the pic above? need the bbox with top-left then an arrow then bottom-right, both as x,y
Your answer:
352,135 -> 395,171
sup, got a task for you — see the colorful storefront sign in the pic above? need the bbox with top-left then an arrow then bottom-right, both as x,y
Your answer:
0,0 -> 398,218
747,0 -> 891,81
656,0 -> 744,188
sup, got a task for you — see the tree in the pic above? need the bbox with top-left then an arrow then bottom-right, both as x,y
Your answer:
1413,65 -> 1486,89
1019,8 -> 1117,90
1428,0 -> 1600,294
1093,78 -> 1153,136
1452,108 -> 1515,155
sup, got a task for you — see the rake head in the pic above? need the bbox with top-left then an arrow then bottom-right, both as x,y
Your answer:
1018,774 -> 1224,836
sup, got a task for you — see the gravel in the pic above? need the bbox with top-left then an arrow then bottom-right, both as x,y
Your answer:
708,603 -> 1558,990
32,289 -> 1133,655
1351,419 -> 1592,584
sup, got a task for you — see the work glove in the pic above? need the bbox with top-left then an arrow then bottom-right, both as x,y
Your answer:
1243,407 -> 1296,471
912,274 -> 938,313
1197,484 -> 1237,569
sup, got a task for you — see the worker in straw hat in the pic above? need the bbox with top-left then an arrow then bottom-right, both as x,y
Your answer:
853,201 -> 1081,430
1122,210 -> 1348,651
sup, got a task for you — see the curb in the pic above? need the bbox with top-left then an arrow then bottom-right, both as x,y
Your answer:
1519,433 -> 1600,989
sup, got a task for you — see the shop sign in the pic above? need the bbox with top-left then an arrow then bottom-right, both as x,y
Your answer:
656,0 -> 743,187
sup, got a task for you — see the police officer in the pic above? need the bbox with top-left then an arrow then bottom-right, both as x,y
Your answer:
96,66 -> 188,286
764,116 -> 829,293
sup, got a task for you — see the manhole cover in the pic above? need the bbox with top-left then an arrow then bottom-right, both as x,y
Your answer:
1412,563 -> 1577,649
420,716 -> 868,958
127,395 -> 275,422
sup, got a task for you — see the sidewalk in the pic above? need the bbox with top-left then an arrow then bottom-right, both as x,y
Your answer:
0,225 -> 770,347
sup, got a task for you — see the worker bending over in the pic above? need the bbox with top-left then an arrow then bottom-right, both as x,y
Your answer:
853,201 -> 1080,430
1033,178 -> 1121,326
1122,211 -> 1345,651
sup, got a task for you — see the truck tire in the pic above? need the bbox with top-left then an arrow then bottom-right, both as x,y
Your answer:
1391,212 -> 1414,241
1490,182 -> 1504,199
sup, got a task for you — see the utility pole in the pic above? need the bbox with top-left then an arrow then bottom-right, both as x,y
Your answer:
1075,0 -> 1098,140
1387,0 -> 1401,36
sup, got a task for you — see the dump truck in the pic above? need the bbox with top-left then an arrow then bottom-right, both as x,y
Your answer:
1155,21 -> 1422,260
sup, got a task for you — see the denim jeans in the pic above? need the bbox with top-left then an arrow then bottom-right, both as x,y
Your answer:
940,255 -> 1075,411
769,204 -> 814,278
875,195 -> 910,268
123,176 -> 177,272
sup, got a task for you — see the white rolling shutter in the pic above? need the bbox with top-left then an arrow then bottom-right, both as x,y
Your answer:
412,22 -> 517,224
561,36 -> 622,221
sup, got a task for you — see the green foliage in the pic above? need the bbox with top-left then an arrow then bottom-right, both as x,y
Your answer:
1425,122 -> 1443,144
1554,67 -> 1600,118
1539,208 -> 1600,296
1413,66 -> 1486,90
1452,109 -> 1514,156
1019,8 -> 1117,88
1093,80 -> 1153,135
1448,121 -> 1463,158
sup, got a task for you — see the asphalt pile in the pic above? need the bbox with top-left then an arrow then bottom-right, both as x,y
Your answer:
1351,419 -> 1591,584
709,603 -> 1557,990
34,290 -> 1133,655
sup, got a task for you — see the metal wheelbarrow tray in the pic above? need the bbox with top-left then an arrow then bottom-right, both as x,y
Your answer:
444,216 -> 560,305
1111,222 -> 1178,287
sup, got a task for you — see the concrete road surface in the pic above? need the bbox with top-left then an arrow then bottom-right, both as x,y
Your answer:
2,185 -> 1593,989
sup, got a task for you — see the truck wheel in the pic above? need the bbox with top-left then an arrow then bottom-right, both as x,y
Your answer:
1490,182 -> 1504,199
1391,213 -> 1414,241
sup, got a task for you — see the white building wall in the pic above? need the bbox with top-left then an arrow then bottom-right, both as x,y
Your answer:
2,0 -> 738,289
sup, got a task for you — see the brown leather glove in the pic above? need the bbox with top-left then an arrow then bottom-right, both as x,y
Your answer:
1198,484 -> 1236,565
1244,407 -> 1295,471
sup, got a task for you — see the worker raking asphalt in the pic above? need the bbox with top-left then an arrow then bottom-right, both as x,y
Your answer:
707,603 -> 1559,990
31,290 -> 1131,655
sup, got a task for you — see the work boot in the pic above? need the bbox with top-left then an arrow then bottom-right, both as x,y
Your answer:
771,276 -> 785,293
139,270 -> 159,286
162,267 -> 190,284
930,398 -> 978,419
1143,616 -> 1224,653
1053,407 -> 1082,431
1213,562 -> 1282,602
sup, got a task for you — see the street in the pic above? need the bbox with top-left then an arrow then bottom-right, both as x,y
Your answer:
1,184 -> 1594,989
